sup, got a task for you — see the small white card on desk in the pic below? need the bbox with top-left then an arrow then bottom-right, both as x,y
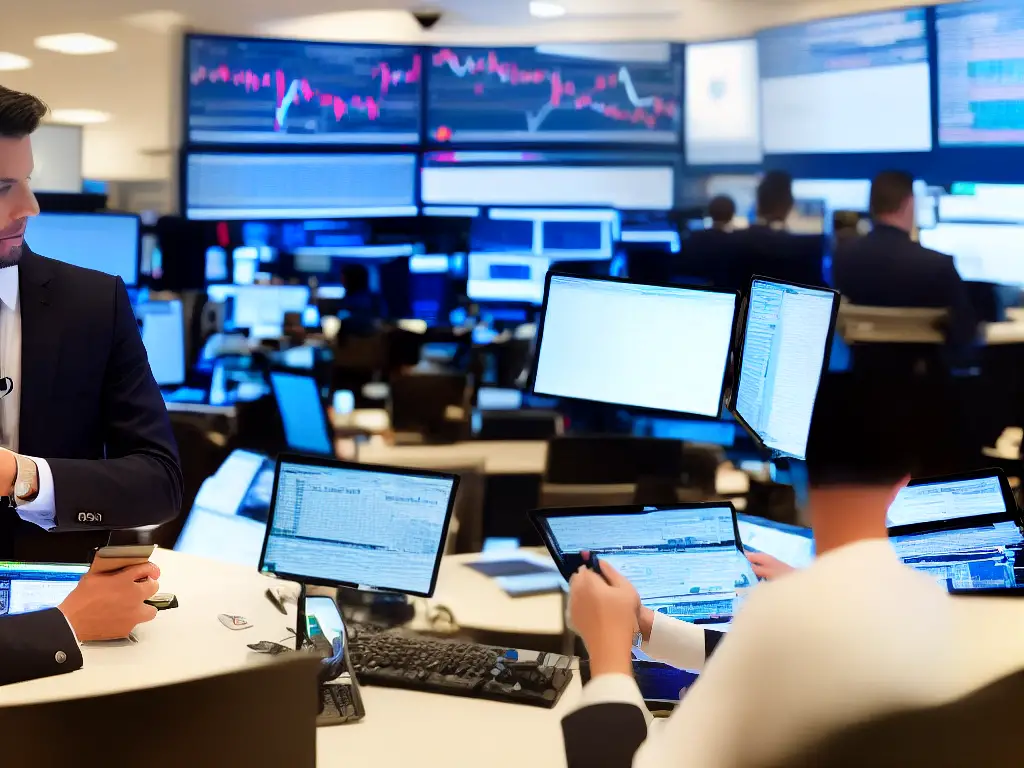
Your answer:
218,613 -> 253,631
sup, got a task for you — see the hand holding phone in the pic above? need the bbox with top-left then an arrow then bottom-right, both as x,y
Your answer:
89,544 -> 156,575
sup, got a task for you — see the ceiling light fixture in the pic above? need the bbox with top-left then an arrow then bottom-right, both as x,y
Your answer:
529,1 -> 567,18
0,53 -> 31,71
34,33 -> 117,55
49,109 -> 111,125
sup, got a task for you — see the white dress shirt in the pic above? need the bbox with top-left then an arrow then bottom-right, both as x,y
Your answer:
0,266 -> 57,530
572,540 -> 1024,767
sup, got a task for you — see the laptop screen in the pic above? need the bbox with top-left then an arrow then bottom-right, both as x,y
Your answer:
0,562 -> 87,615
887,473 -> 1009,528
736,514 -> 815,569
890,520 -> 1024,591
270,371 -> 334,456
534,504 -> 756,625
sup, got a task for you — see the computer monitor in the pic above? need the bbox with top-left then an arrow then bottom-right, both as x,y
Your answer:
259,455 -> 459,596
736,514 -> 815,569
135,299 -> 186,388
685,38 -> 761,165
791,179 -> 872,213
758,9 -> 932,154
269,370 -> 334,457
890,520 -> 1024,592
175,450 -> 274,568
732,278 -> 840,460
466,253 -> 550,305
532,274 -> 739,418
886,470 -> 1016,529
25,212 -> 140,286
531,503 -> 756,625
919,222 -> 1024,286
218,285 -> 311,339
0,562 -> 87,614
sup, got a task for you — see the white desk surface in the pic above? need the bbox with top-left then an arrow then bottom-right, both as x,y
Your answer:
0,549 -> 578,768
985,319 -> 1024,346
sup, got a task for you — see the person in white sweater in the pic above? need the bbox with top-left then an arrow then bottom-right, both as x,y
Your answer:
561,371 -> 1010,768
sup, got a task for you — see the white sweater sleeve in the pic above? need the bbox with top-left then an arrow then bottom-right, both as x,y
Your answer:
642,613 -> 710,672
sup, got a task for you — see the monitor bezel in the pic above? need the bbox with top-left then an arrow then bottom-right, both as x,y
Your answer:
26,210 -> 141,288
268,367 -> 336,459
258,454 -> 460,598
529,272 -> 741,419
529,501 -> 745,583
728,275 -> 841,461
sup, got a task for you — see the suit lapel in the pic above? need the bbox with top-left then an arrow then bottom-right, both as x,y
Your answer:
18,248 -> 60,456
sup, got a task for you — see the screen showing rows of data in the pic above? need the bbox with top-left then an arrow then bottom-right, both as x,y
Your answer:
891,520 -> 1024,591
25,213 -> 139,286
736,514 -> 815,569
262,461 -> 455,595
758,9 -> 932,154
187,36 -> 422,145
685,39 -> 762,165
533,275 -> 737,418
0,563 -> 87,615
544,506 -> 756,624
887,474 -> 1009,528
938,0 -> 1024,147
427,43 -> 682,145
735,280 -> 836,460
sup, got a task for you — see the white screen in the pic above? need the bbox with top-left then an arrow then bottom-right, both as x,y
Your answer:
685,39 -> 762,165
887,475 -> 1009,528
30,125 -> 83,193
759,10 -> 932,154
736,280 -> 836,460
136,300 -> 185,387
467,253 -> 550,305
792,179 -> 872,212
534,275 -> 737,417
25,213 -> 139,285
919,222 -> 1024,286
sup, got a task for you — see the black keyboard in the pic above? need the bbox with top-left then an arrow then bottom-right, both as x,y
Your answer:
348,629 -> 573,708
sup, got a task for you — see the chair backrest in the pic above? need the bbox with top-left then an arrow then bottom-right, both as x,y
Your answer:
838,304 -> 948,344
541,483 -> 638,509
779,668 -> 1024,768
474,410 -> 563,441
0,655 -> 320,768
545,436 -> 683,485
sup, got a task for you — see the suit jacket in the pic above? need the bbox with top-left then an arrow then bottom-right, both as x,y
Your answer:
723,226 -> 828,293
0,608 -> 83,686
0,249 -> 183,562
833,225 -> 979,349
677,229 -> 733,286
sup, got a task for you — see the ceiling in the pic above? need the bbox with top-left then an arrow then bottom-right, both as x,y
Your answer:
0,0 -> 935,182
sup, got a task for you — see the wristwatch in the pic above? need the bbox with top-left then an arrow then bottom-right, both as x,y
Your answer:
9,453 -> 39,508
632,629 -> 644,649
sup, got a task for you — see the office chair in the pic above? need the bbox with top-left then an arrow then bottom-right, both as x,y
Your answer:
474,410 -> 563,441
389,372 -> 470,444
779,667 -> 1024,768
0,655 -> 320,768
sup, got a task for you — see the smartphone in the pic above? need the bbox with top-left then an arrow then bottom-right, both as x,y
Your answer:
89,544 -> 156,574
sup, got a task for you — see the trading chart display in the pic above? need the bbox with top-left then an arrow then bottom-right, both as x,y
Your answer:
427,43 -> 683,145
187,35 -> 422,145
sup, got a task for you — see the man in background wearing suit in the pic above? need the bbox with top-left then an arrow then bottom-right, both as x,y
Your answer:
0,562 -> 160,686
0,86 -> 182,561
833,170 -> 978,350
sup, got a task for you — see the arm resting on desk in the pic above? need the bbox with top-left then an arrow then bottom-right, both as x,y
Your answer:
49,280 -> 183,531
642,613 -> 723,672
0,608 -> 83,686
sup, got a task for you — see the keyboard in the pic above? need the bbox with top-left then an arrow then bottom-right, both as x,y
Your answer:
348,628 -> 573,708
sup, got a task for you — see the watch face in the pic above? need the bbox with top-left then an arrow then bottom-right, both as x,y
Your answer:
15,481 -> 30,498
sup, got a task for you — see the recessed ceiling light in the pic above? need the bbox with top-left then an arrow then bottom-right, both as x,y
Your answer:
34,33 -> 117,55
530,1 -> 567,18
49,109 -> 111,125
0,53 -> 31,71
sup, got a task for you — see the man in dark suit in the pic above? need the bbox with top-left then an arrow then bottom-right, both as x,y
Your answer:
677,196 -> 736,285
0,87 -> 182,561
833,170 -> 978,349
0,562 -> 160,686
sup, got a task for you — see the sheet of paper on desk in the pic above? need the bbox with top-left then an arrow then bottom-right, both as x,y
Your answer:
465,551 -> 563,596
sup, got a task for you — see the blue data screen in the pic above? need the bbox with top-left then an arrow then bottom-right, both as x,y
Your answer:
0,563 -> 87,615
545,506 -> 756,624
187,35 -> 421,145
938,0 -> 1024,146
262,462 -> 455,596
427,43 -> 682,145
891,521 -> 1024,591
758,9 -> 931,154
270,372 -> 333,456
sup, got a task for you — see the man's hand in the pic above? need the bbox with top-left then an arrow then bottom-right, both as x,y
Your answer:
569,560 -> 638,678
58,563 -> 161,642
747,552 -> 796,581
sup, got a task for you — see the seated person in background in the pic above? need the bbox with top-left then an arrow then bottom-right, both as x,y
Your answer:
0,86 -> 182,563
707,195 -> 736,233
725,171 -> 826,290
833,170 -> 978,351
677,196 -> 736,285
561,370 -> 983,768
337,264 -> 388,337
0,562 -> 159,686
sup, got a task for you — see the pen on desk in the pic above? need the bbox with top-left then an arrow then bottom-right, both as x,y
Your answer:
265,588 -> 287,615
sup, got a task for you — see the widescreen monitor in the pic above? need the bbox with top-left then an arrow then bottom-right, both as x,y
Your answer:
890,520 -> 1024,591
215,285 -> 311,339
887,470 -> 1014,529
427,43 -> 682,145
919,222 -> 1024,286
467,253 -> 550,305
532,274 -> 738,418
937,1 -> 1024,147
186,34 -> 421,145
25,212 -> 140,286
259,455 -> 459,597
758,9 -> 932,154
685,38 -> 762,165
185,153 -> 418,220
733,278 -> 839,460
0,562 -> 87,615
135,299 -> 186,388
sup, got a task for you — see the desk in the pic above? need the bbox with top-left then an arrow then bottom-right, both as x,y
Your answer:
0,550 -> 579,768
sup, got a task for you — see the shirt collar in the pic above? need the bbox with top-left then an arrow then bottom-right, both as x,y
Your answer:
0,266 -> 19,311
